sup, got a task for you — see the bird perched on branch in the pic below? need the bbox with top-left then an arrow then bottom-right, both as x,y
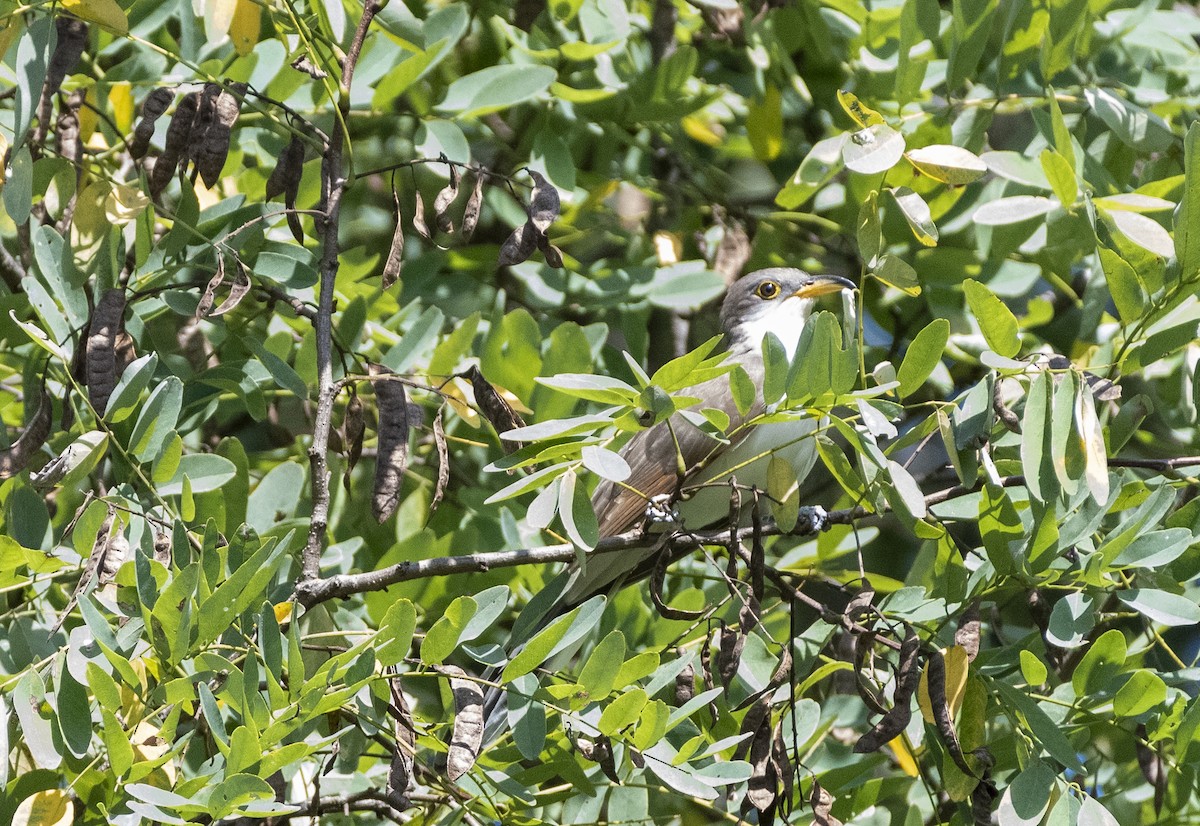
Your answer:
558,268 -> 856,610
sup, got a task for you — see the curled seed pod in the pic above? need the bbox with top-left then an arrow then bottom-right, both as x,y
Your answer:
926,648 -> 974,776
955,602 -> 981,662
498,221 -> 537,267
371,364 -> 410,522
460,167 -> 486,241
441,665 -> 483,782
387,670 -> 415,804
433,163 -> 460,234
192,82 -> 246,188
811,780 -> 842,826
675,654 -> 695,705
344,392 -> 365,472
854,629 -> 920,754
151,91 -> 200,199
266,136 -> 306,201
412,190 -> 431,240
153,529 -> 172,567
844,585 -> 876,627
465,366 -> 526,452
771,722 -> 793,814
196,258 -> 225,319
651,547 -> 703,620
746,715 -> 776,813
130,88 -> 175,160
431,408 -> 449,512
970,771 -> 997,826
210,259 -> 250,316
382,189 -> 405,290
526,170 -> 560,234
0,386 -> 52,480
87,288 -> 126,416
290,54 -> 328,79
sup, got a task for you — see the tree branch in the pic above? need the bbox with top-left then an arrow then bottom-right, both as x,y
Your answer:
301,0 -> 381,582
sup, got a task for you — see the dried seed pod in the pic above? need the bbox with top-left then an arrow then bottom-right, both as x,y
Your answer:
460,168 -> 486,241
151,91 -> 200,199
86,288 -> 126,416
130,88 -> 175,160
191,81 -> 246,188
970,771 -> 997,826
464,366 -> 526,452
811,780 -> 842,826
382,189 -> 405,290
675,655 -> 695,705
114,330 -> 136,375
196,259 -> 225,319
0,386 -> 52,480
266,135 -> 306,201
441,666 -> 483,782
57,105 -> 81,167
290,54 -> 328,79
371,364 -> 410,523
717,623 -> 744,688
926,648 -> 974,776
733,693 -> 770,761
498,221 -> 537,267
746,715 -> 776,813
433,163 -> 460,234
431,408 -> 449,512
536,231 -> 564,268
771,722 -> 793,814
210,259 -> 251,316
37,17 -> 89,146
955,602 -> 981,662
739,594 -> 761,635
577,735 -> 619,782
153,530 -> 172,567
412,190 -> 431,240
526,170 -> 560,234
854,629 -> 920,754
345,391 -> 365,470
387,670 -> 415,804
844,585 -> 876,627
650,546 -> 703,620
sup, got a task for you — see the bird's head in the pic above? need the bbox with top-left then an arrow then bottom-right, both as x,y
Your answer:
720,269 -> 856,359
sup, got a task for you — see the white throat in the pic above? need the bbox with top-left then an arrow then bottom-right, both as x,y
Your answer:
735,298 -> 813,361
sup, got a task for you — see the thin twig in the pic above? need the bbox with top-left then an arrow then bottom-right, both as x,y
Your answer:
301,0 -> 382,582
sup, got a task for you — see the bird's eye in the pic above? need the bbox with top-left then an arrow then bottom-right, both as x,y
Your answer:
755,281 -> 780,299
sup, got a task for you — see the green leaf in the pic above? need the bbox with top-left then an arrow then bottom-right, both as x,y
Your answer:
438,64 -> 558,117
376,599 -> 417,666
842,123 -> 906,175
1176,121 -> 1200,280
420,595 -> 477,664
905,144 -> 987,184
507,673 -> 546,760
1117,589 -> 1200,627
872,253 -> 921,295
993,682 -> 1084,771
857,190 -> 881,266
158,454 -> 237,495
767,456 -> 799,532
12,16 -> 51,152
1019,650 -> 1047,686
631,699 -> 670,751
536,374 -> 640,405
896,319 -> 949,398
963,279 -> 1020,357
1097,245 -> 1145,322
1113,527 -> 1193,569
776,134 -> 846,209
972,195 -> 1057,226
104,354 -> 158,423
1083,87 -> 1173,152
888,187 -> 938,246
558,470 -> 599,549
1040,148 -> 1077,207
503,596 -> 606,682
597,688 -> 648,736
130,377 -> 183,462
577,630 -> 626,701
1113,670 -> 1166,717
1020,371 -> 1054,502
196,533 -> 289,649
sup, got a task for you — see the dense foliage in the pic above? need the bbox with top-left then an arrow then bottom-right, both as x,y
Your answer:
4,0 -> 1200,824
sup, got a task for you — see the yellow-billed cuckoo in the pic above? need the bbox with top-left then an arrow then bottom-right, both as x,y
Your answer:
559,268 -> 856,608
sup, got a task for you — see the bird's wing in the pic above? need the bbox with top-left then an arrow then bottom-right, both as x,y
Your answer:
590,372 -> 757,537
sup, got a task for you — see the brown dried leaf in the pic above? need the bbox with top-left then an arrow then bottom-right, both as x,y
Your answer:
0,387 -> 52,480
382,190 -> 405,290
461,168 -> 486,241
498,221 -> 537,267
434,163 -> 460,234
387,671 -> 415,805
290,54 -> 328,79
465,366 -> 526,452
191,81 -> 246,188
527,170 -> 560,234
87,288 -> 126,415
675,655 -> 695,705
130,88 -> 175,160
210,260 -> 251,316
371,364 -> 410,522
955,602 -> 981,662
151,91 -> 200,199
431,408 -> 450,512
266,136 -> 306,202
442,665 -> 484,782
412,190 -> 431,240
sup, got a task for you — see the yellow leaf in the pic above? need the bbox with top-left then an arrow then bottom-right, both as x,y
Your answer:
62,0 -> 128,34
273,601 -> 294,625
131,720 -> 177,785
653,231 -> 681,266
13,789 -> 74,826
73,180 -> 112,244
681,115 -> 723,147
229,0 -> 260,56
887,736 -> 920,778
78,87 -> 99,144
917,644 -> 969,724
104,182 -> 150,225
109,81 -> 134,134
747,85 -> 782,161
837,90 -> 886,129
